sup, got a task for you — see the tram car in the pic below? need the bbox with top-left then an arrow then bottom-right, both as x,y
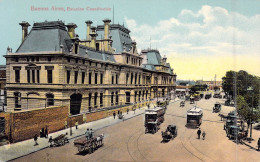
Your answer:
186,106 -> 203,128
144,106 -> 166,134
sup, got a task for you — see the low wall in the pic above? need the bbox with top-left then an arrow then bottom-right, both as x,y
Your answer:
2,101 -> 151,143
8,106 -> 69,142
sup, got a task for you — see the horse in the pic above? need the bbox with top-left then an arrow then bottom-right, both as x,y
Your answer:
218,114 -> 228,121
95,133 -> 104,147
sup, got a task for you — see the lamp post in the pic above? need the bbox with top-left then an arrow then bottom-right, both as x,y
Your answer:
247,86 -> 253,143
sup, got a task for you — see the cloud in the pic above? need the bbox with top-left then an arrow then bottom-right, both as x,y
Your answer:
125,5 -> 260,80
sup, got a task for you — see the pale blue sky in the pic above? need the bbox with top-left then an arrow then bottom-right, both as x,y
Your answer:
0,0 -> 259,80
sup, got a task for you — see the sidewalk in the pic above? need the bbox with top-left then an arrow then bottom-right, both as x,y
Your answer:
0,98 -> 179,161
0,105 -> 147,162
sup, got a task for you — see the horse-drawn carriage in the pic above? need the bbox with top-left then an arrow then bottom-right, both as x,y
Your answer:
213,102 -> 222,113
205,93 -> 212,99
180,101 -> 185,107
49,133 -> 69,147
190,97 -> 195,104
161,125 -> 177,142
74,133 -> 104,153
145,106 -> 165,134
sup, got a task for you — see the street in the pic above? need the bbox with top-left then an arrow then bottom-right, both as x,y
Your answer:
13,97 -> 260,162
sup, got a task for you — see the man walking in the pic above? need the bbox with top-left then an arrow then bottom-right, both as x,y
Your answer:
75,120 -> 78,129
34,134 -> 38,146
202,131 -> 206,140
197,128 -> 201,139
257,138 -> 260,151
127,108 -> 129,114
113,111 -> 116,119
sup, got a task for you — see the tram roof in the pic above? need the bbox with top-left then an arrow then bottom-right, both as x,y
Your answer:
187,106 -> 203,115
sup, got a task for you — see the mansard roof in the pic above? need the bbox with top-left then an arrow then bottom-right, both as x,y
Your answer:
16,21 -> 72,53
96,24 -> 133,53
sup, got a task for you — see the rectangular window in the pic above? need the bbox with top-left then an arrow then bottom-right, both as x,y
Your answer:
48,57 -> 51,62
37,70 -> 40,83
74,71 -> 78,84
100,93 -> 103,107
100,73 -> 103,84
15,70 -> 20,83
95,73 -> 98,84
89,72 -> 92,84
14,92 -> 21,108
116,75 -> 118,84
27,70 -> 30,83
111,92 -> 114,105
88,93 -> 92,106
47,70 -> 52,83
67,70 -> 70,84
32,70 -> 35,83
82,72 -> 85,84
112,76 -> 114,84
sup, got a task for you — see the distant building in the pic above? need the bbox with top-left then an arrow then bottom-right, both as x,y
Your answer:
196,80 -> 222,90
4,20 -> 176,113
0,65 -> 6,111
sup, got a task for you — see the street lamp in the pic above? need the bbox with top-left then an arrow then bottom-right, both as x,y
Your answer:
247,86 -> 253,143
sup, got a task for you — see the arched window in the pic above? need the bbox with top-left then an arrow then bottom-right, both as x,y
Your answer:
46,93 -> 54,107
70,93 -> 82,115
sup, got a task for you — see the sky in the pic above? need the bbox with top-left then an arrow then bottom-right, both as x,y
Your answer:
0,0 -> 259,81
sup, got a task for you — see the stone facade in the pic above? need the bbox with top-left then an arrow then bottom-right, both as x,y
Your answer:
4,20 -> 177,116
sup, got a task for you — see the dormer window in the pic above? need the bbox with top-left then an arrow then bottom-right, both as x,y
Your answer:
75,43 -> 78,54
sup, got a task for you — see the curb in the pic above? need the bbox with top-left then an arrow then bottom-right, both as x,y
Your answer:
6,99 -> 179,161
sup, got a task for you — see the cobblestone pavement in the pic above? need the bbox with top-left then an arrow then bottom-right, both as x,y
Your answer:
6,98 -> 260,162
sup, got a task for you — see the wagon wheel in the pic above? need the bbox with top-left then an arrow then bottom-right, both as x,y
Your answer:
62,139 -> 65,145
78,146 -> 84,152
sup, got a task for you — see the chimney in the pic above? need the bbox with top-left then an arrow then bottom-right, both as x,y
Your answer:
163,55 -> 167,63
66,23 -> 77,38
90,27 -> 98,49
85,20 -> 93,40
19,21 -> 30,42
132,41 -> 137,54
103,19 -> 111,51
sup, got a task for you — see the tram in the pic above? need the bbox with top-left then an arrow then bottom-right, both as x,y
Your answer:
186,106 -> 203,128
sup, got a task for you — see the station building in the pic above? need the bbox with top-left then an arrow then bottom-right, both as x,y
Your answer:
4,19 -> 176,115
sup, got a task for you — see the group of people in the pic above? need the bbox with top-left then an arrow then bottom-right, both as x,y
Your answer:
85,128 -> 94,140
40,127 -> 48,138
197,128 -> 206,140
113,110 -> 124,119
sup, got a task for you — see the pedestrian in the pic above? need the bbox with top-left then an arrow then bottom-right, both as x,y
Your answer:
258,138 -> 260,151
34,134 -> 38,146
64,121 -> 68,129
133,108 -> 136,114
113,111 -> 116,119
147,103 -> 150,109
197,128 -> 201,139
45,127 -> 48,138
90,128 -> 94,139
75,120 -> 78,129
39,129 -> 43,138
85,128 -> 90,140
202,131 -> 206,140
127,108 -> 129,114
118,110 -> 120,115
40,128 -> 45,138
48,136 -> 53,147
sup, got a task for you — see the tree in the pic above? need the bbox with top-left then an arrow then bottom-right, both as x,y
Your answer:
222,71 -> 236,98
